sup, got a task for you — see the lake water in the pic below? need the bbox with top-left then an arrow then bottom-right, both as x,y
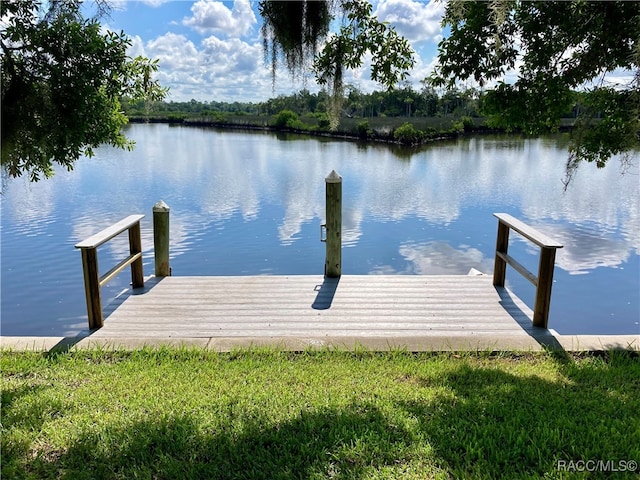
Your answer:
1,124 -> 638,336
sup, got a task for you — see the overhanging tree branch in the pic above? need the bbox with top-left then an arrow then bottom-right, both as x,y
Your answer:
433,0 -> 639,179
1,0 -> 167,181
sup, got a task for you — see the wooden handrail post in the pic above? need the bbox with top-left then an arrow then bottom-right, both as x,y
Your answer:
129,221 -> 144,288
153,200 -> 171,277
534,247 -> 557,328
492,213 -> 563,329
324,170 -> 342,277
81,247 -> 103,329
493,220 -> 510,287
75,215 -> 145,329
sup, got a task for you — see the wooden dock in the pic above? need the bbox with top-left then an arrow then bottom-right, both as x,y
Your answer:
5,178 -> 638,353
5,274 -> 637,352
82,273 -> 563,351
49,190 -> 635,352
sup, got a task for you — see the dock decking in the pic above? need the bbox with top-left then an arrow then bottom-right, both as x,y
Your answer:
84,273 -> 565,351
5,274 -> 637,352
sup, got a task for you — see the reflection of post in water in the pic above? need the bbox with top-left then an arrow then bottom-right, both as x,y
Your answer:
323,170 -> 342,278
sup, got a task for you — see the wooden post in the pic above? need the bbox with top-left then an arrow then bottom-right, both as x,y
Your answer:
493,220 -> 509,287
325,170 -> 342,277
81,248 -> 103,329
129,221 -> 144,288
153,200 -> 171,277
533,247 -> 557,328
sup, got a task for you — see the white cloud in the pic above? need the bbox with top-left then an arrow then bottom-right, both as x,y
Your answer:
146,32 -> 200,70
129,31 -> 284,101
201,35 -> 260,73
521,223 -> 634,276
334,0 -> 445,89
585,67 -> 637,90
182,0 -> 256,37
375,0 -> 444,43
405,52 -> 439,88
126,34 -> 147,58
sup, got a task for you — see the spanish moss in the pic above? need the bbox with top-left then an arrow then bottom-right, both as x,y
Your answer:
259,1 -> 333,86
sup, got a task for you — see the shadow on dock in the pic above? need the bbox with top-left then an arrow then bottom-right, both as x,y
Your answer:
312,277 -> 340,310
495,286 -> 565,351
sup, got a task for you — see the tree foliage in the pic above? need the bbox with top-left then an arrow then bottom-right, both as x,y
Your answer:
433,0 -> 640,172
1,0 -> 167,181
259,0 -> 414,130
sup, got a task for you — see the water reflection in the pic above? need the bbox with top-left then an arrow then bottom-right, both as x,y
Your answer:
524,222 -> 634,276
371,241 -> 494,275
1,124 -> 638,335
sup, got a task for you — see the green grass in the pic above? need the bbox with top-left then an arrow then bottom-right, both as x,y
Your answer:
2,348 -> 638,479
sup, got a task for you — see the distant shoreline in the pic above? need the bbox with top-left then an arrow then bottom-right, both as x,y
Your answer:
126,114 -> 531,147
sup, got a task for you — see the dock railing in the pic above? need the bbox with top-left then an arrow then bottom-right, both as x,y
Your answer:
75,215 -> 145,329
492,213 -> 563,329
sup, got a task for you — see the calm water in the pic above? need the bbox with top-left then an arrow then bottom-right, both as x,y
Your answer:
1,124 -> 638,336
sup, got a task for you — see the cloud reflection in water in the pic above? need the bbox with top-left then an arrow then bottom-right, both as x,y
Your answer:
1,125 -> 638,335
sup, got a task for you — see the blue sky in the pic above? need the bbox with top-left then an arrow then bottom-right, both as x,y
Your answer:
102,0 -> 446,102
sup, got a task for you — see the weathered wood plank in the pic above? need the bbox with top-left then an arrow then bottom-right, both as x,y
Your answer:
91,275 -> 537,340
153,201 -> 171,277
533,247 -> 558,328
324,170 -> 342,277
99,253 -> 143,287
80,248 -> 103,329
493,213 -> 563,249
75,215 -> 145,249
101,324 -> 531,333
101,316 -> 529,327
495,251 -> 538,286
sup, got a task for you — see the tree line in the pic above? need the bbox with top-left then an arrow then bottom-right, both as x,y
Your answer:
123,82 -> 580,122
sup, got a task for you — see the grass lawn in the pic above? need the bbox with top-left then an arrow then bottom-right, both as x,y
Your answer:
2,348 -> 638,479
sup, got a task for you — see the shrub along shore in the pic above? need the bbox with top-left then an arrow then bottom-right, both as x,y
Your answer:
128,112 -> 574,147
2,348 -> 638,479
128,112 -> 477,146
